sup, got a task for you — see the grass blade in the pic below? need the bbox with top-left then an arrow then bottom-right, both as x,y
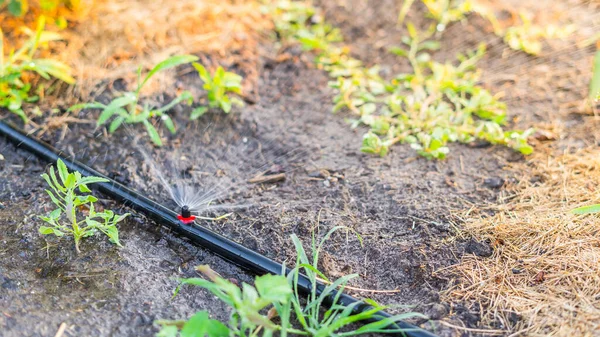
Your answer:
139,55 -> 198,91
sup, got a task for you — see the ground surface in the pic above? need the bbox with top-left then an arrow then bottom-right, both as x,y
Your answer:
0,1 -> 598,336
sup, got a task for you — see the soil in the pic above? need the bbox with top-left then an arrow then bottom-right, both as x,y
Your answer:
0,1 -> 597,337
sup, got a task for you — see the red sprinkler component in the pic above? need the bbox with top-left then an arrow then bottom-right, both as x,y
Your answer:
178,205 -> 196,224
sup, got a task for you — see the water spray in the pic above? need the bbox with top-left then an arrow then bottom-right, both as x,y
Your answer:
0,120 -> 438,337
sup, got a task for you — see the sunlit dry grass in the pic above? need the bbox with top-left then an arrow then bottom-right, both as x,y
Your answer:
441,145 -> 600,336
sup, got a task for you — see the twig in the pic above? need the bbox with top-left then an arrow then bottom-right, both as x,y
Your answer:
248,173 -> 286,184
54,323 -> 67,337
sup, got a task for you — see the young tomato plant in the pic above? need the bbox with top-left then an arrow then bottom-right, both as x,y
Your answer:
0,16 -> 75,122
191,63 -> 243,119
70,55 -> 198,146
39,159 -> 129,253
156,227 -> 424,337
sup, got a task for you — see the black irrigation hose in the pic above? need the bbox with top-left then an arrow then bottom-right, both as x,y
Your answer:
0,120 -> 438,337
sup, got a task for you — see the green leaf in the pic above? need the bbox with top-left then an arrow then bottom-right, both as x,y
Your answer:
223,72 -> 242,91
193,62 -> 211,84
64,173 -> 75,189
8,0 -> 23,16
180,311 -> 229,337
109,116 -> 126,133
78,183 -> 90,193
49,208 -> 61,220
48,167 -> 65,193
97,93 -> 137,126
389,46 -> 408,57
39,226 -> 65,237
220,96 -> 232,113
161,115 -> 176,134
140,55 -> 199,90
156,325 -> 178,337
571,204 -> 600,215
79,176 -> 109,185
190,106 -> 208,120
29,59 -> 75,84
144,119 -> 163,146
56,159 -> 69,185
102,225 -> 122,246
255,274 -> 292,304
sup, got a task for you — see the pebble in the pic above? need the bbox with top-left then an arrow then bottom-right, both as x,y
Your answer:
426,303 -> 447,320
483,177 -> 504,189
465,239 -> 493,257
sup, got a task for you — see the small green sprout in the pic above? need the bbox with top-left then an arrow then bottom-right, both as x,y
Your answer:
190,63 -> 243,119
0,16 -> 75,122
69,55 -> 198,146
39,159 -> 129,253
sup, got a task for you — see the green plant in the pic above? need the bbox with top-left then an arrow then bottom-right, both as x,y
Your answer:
39,159 -> 129,253
267,1 -> 532,159
156,227 -> 423,337
69,55 -> 198,146
0,16 -> 74,122
497,11 -> 575,56
190,63 -> 243,119
399,0 -> 473,32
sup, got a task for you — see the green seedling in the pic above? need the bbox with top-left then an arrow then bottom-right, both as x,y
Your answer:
268,1 -> 532,159
0,16 -> 75,122
39,159 -> 129,253
190,63 -> 243,119
70,55 -> 198,146
156,227 -> 424,337
287,226 -> 424,336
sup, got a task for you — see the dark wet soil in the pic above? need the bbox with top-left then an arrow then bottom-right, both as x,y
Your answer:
1,1 -> 596,337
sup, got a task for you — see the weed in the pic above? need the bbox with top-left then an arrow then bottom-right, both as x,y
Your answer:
496,11 -> 575,56
267,1 -> 532,159
39,159 -> 129,253
398,1 -> 574,55
190,63 -> 244,119
155,227 -> 424,336
69,55 -> 198,146
0,16 -> 74,122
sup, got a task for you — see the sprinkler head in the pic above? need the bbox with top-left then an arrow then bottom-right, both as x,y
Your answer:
181,205 -> 191,218
177,205 -> 196,224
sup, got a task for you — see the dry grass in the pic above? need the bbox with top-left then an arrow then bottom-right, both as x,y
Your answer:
62,0 -> 269,96
2,0 -> 270,107
440,145 -> 600,336
57,0 -> 271,103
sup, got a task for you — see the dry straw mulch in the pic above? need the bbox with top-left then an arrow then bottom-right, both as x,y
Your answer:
441,146 -> 600,336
